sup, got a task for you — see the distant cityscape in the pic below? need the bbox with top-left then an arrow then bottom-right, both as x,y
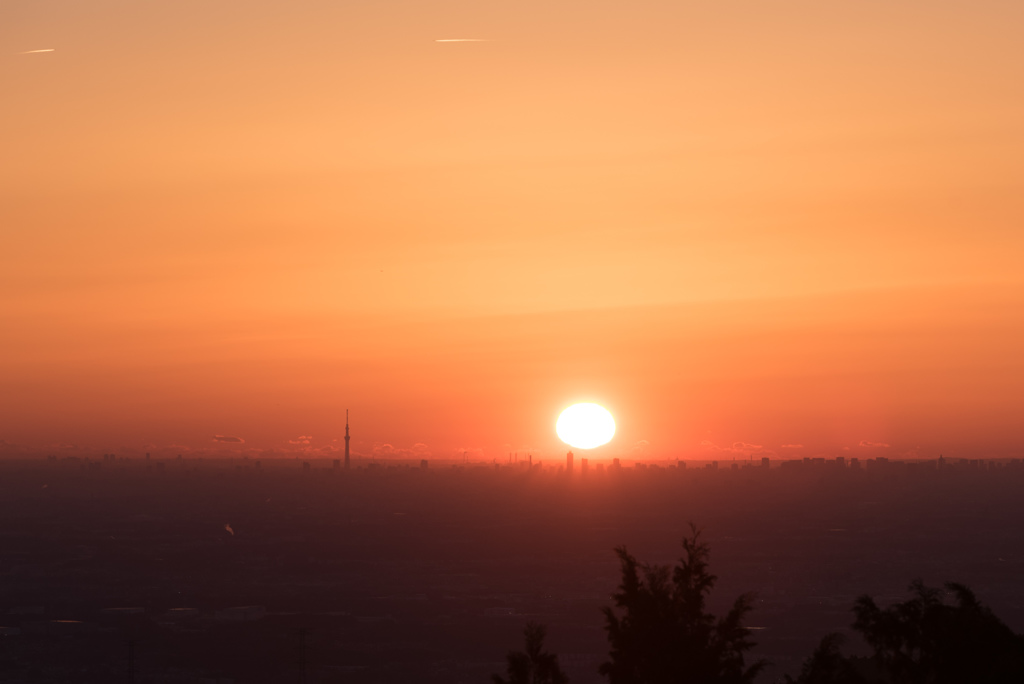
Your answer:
48,450 -> 1024,474
1,452 -> 1022,683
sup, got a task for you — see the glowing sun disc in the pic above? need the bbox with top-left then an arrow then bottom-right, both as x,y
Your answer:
556,403 -> 616,449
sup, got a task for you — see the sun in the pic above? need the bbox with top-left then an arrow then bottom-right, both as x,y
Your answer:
556,403 -> 616,450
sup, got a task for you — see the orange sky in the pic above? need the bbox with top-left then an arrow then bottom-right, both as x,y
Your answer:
3,0 -> 1023,460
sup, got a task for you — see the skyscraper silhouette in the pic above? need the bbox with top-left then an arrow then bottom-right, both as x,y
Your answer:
344,409 -> 350,470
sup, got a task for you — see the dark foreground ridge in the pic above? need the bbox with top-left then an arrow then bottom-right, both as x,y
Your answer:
0,457 -> 1023,682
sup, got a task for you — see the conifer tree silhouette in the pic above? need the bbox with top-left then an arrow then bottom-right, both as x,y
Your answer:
600,524 -> 765,684
493,622 -> 570,684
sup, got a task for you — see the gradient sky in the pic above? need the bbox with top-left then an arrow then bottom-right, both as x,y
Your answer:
3,0 -> 1023,461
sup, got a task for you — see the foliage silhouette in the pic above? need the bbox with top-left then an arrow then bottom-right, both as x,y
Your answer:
855,580 -> 1024,683
600,524 -> 766,684
493,622 -> 570,684
786,580 -> 1024,684
783,633 -> 866,684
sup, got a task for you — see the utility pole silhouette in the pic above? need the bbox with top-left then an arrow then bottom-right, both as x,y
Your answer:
128,640 -> 135,684
298,628 -> 308,684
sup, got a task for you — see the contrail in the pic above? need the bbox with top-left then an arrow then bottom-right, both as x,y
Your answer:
20,49 -> 55,54
435,39 -> 490,43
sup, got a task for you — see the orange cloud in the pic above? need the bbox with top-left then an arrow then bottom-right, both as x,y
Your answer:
701,440 -> 767,456
372,443 -> 431,458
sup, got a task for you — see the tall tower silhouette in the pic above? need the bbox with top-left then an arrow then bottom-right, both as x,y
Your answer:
344,409 -> 350,470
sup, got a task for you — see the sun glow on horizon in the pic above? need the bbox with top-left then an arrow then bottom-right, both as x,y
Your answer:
556,403 -> 616,450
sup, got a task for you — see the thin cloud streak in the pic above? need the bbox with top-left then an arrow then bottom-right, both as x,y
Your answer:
19,49 -> 55,54
435,39 -> 490,43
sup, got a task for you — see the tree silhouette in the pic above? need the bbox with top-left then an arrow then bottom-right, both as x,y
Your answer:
600,524 -> 765,684
783,634 -> 865,684
787,580 -> 1024,684
854,580 -> 1024,684
493,622 -> 570,684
